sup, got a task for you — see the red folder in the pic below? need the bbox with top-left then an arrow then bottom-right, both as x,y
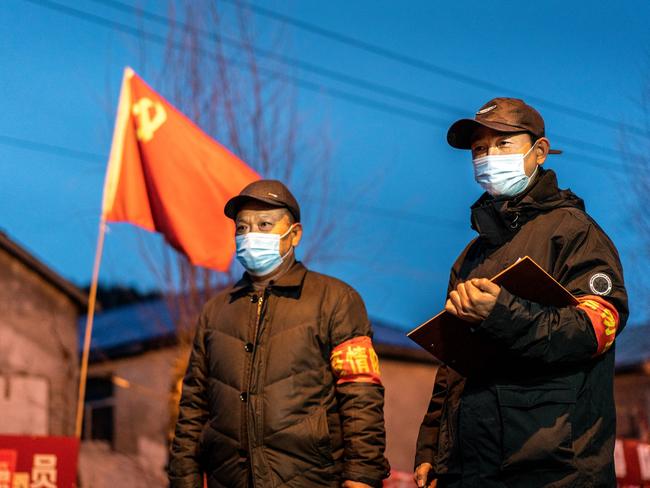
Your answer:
407,256 -> 578,376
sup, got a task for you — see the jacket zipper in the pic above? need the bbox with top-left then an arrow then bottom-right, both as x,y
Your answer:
244,293 -> 266,394
246,291 -> 266,487
256,294 -> 264,324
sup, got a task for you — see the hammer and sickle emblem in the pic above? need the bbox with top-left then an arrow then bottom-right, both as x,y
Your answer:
132,97 -> 167,142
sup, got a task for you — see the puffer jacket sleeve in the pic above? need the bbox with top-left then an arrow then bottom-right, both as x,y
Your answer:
477,221 -> 628,364
329,287 -> 390,487
167,310 -> 210,488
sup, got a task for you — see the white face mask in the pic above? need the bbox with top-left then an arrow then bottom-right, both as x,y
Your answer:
472,143 -> 538,197
235,225 -> 295,276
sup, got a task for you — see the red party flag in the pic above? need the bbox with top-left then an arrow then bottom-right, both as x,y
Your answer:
101,68 -> 260,271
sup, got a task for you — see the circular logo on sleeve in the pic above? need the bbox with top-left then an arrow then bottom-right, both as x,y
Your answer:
589,273 -> 613,296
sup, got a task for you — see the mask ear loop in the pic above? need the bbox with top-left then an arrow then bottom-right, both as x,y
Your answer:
523,140 -> 539,159
279,223 -> 297,260
524,140 -> 541,178
519,142 -> 541,196
279,223 -> 296,239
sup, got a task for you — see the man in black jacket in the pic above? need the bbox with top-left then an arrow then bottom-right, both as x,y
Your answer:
414,98 -> 628,487
168,180 -> 389,487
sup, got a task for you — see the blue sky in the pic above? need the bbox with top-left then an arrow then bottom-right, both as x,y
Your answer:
1,0 -> 649,329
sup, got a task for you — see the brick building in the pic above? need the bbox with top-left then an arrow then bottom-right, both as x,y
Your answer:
0,231 -> 86,437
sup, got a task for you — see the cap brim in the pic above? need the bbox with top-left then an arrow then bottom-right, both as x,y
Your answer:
224,195 -> 288,219
447,119 -> 528,149
447,118 -> 563,154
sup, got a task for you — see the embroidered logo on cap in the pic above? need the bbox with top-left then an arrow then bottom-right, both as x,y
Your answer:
589,273 -> 613,296
476,104 -> 497,115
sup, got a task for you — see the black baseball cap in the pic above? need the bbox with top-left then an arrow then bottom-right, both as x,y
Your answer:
447,97 -> 562,154
224,179 -> 301,222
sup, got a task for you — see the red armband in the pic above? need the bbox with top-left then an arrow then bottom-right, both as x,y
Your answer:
577,295 -> 619,356
330,336 -> 382,385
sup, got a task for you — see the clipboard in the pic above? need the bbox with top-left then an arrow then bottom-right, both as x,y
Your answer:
407,256 -> 579,376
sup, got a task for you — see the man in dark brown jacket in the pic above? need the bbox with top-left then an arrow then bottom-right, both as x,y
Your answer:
414,98 -> 628,487
168,180 -> 389,488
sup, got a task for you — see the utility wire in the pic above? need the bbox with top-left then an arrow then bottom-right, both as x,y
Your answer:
91,0 -> 463,116
91,0 -> 633,161
3,129 -> 634,233
223,0 -> 648,138
0,134 -> 104,163
0,131 -> 468,228
22,0 -> 450,128
17,0 -> 635,174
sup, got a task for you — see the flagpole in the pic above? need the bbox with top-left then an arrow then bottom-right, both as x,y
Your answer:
74,68 -> 133,438
74,216 -> 108,438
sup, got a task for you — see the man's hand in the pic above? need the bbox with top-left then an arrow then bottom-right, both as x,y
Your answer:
445,278 -> 501,323
342,481 -> 373,488
413,463 -> 437,487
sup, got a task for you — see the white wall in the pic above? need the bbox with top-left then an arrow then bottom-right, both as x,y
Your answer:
0,375 -> 48,435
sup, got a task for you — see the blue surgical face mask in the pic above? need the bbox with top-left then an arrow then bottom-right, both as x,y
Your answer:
472,143 -> 538,197
235,225 -> 295,276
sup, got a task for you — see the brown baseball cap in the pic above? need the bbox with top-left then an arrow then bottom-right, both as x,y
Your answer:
224,179 -> 301,222
447,97 -> 562,154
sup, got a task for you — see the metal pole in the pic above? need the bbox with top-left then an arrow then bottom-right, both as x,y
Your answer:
74,218 -> 107,438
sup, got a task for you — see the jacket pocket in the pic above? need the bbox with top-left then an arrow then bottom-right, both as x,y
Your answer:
497,386 -> 576,473
326,410 -> 344,463
199,417 -> 238,470
308,407 -> 334,466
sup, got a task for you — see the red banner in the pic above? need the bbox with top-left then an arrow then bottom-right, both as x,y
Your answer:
0,436 -> 79,488
617,438 -> 650,487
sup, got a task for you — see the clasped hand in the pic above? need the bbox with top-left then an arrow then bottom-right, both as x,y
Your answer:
444,278 -> 501,323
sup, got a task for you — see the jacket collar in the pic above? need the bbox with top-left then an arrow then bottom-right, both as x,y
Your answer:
230,261 -> 308,298
470,168 -> 584,247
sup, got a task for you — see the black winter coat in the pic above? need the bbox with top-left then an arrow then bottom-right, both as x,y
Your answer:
415,169 -> 628,487
168,261 -> 389,488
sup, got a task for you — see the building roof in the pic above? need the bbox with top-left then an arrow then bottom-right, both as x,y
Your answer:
615,323 -> 650,372
0,231 -> 88,310
86,299 -> 176,355
81,297 -> 434,363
